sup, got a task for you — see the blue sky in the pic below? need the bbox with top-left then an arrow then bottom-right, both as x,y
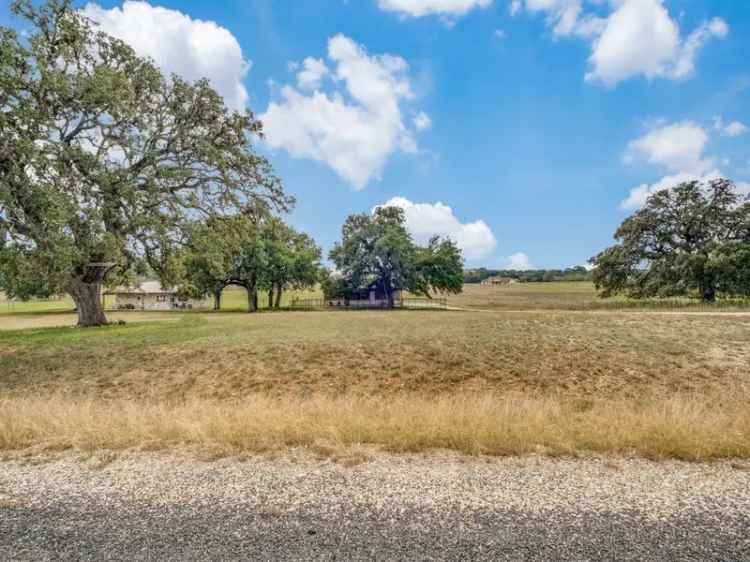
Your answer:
3,0 -> 749,268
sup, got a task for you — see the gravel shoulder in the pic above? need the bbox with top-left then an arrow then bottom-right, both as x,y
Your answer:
2,451 -> 749,561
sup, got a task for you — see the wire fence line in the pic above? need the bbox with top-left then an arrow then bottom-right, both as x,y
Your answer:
571,298 -> 750,311
3,292 -> 749,314
288,297 -> 448,311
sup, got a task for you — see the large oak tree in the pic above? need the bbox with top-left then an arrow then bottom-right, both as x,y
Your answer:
0,0 -> 291,326
328,206 -> 464,307
591,179 -> 750,302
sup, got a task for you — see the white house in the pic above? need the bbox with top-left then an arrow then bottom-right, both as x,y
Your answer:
106,281 -> 210,311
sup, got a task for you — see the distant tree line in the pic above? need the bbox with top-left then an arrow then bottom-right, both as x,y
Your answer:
464,266 -> 592,284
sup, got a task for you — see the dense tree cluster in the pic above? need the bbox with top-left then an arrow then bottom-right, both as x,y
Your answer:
180,210 -> 321,312
326,206 -> 464,307
591,179 -> 750,302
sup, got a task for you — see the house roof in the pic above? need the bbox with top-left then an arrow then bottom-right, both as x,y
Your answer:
106,281 -> 175,295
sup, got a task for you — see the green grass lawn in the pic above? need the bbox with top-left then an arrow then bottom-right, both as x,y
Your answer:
218,286 -> 322,310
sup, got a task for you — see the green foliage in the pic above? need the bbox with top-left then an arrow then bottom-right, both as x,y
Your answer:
321,273 -> 353,301
413,236 -> 464,295
260,221 -> 322,294
328,206 -> 464,305
590,179 -> 750,302
181,214 -> 321,310
0,1 -> 291,323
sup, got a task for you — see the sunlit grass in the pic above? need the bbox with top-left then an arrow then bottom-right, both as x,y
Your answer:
451,282 -> 750,311
2,392 -> 748,461
2,310 -> 748,401
3,285 -> 750,461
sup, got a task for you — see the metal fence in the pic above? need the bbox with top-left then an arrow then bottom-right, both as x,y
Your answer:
289,297 -> 447,311
583,298 -> 750,311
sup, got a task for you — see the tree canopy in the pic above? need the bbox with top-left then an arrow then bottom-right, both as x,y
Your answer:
0,0 -> 291,325
181,213 -> 321,312
327,206 -> 463,307
590,179 -> 750,302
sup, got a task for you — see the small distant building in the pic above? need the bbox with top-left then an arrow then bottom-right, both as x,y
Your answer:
328,280 -> 404,308
105,281 -> 209,311
481,276 -> 518,286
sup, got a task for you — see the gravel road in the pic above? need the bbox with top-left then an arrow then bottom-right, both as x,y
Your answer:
1,451 -> 749,561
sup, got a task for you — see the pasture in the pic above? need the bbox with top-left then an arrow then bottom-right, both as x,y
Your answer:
453,282 -> 750,310
1,283 -> 749,460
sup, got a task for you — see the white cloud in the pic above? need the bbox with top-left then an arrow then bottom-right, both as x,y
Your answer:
620,169 -> 723,210
587,2 -> 728,86
494,29 -> 506,39
620,120 -> 728,209
725,122 -> 748,138
505,252 -> 533,270
516,0 -> 728,86
624,121 -> 713,175
510,0 -> 522,16
82,1 -> 250,110
413,111 -> 432,131
261,34 -> 426,190
377,0 -> 492,18
713,116 -> 748,138
380,197 -> 497,260
668,17 -> 729,80
296,57 -> 329,90
522,0 -> 604,39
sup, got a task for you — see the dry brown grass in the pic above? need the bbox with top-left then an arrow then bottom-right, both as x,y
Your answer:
3,299 -> 750,461
451,282 -> 750,311
451,282 -> 602,310
2,311 -> 749,400
1,393 -> 748,461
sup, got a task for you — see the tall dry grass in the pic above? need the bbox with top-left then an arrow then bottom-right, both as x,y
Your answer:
1,393 -> 748,460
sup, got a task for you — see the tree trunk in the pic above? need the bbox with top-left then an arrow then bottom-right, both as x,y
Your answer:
246,286 -> 254,312
68,277 -> 108,327
385,285 -> 395,309
700,272 -> 717,303
274,284 -> 283,309
267,288 -> 274,309
247,285 -> 259,313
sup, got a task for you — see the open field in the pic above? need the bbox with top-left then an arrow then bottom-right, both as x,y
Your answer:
3,310 -> 750,399
4,282 -> 749,324
2,294 -> 750,460
0,294 -> 115,315
451,282 -> 601,310
452,282 -> 750,311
